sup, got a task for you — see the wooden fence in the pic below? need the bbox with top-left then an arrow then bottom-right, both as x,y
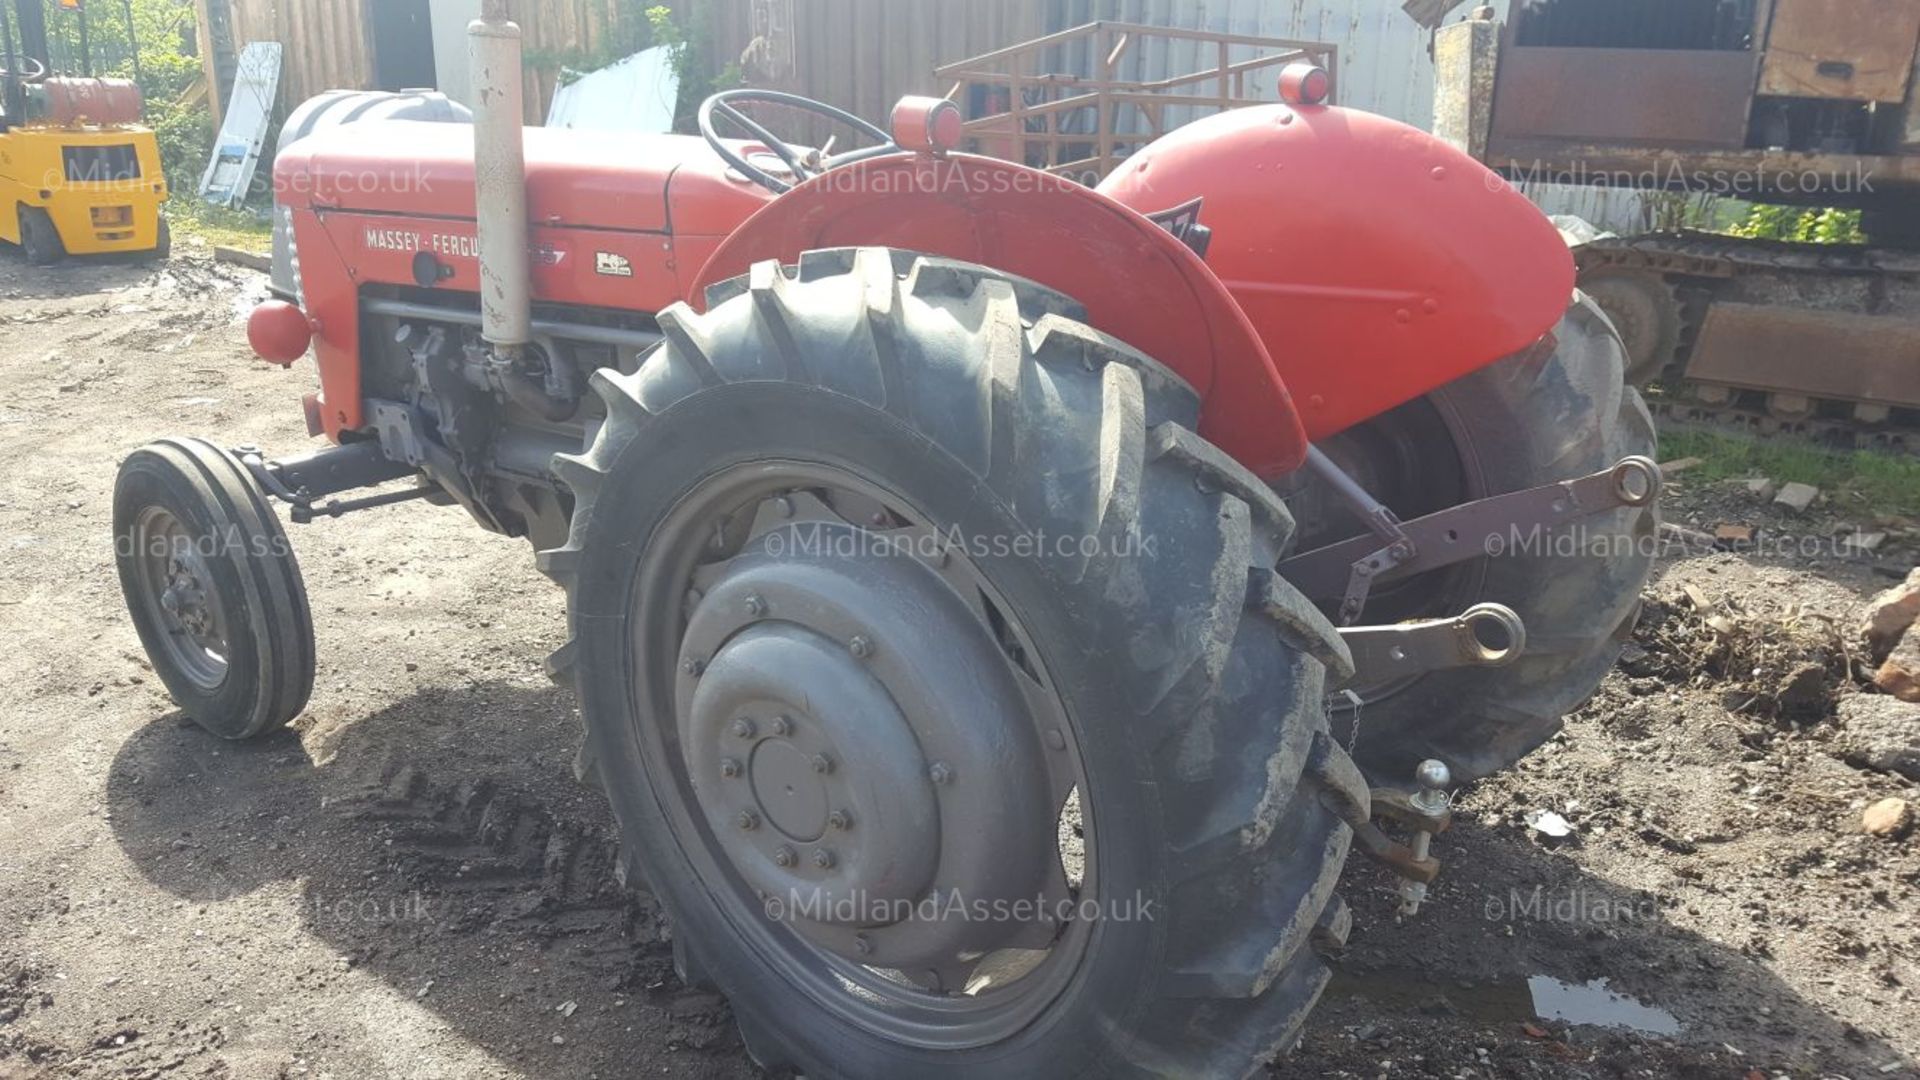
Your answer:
194,0 -> 631,128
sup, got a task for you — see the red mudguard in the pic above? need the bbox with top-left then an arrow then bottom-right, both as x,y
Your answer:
696,105 -> 1574,475
1098,104 -> 1575,442
690,153 -> 1313,478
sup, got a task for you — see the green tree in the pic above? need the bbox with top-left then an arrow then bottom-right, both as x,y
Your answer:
36,0 -> 208,189
1726,204 -> 1864,244
523,1 -> 737,133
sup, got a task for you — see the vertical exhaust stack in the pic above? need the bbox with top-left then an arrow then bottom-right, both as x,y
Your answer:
470,0 -> 532,360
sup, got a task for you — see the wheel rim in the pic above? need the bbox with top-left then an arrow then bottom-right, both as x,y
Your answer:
629,461 -> 1094,1049
130,506 -> 230,691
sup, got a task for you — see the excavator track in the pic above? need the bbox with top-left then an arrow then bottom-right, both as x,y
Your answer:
1576,231 -> 1920,455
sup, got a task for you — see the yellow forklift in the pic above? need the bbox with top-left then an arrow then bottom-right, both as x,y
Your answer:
0,0 -> 167,264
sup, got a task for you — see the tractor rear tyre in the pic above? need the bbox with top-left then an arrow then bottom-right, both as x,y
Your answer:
543,249 -> 1367,1077
19,207 -> 65,266
1299,292 -> 1657,784
114,438 -> 315,740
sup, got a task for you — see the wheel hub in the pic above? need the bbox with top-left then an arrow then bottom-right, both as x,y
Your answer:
162,559 -> 215,639
685,622 -> 941,923
133,507 -> 229,688
676,519 -> 1057,968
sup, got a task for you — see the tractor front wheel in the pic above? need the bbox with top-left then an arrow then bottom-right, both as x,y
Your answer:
114,438 -> 315,739
544,249 -> 1365,1077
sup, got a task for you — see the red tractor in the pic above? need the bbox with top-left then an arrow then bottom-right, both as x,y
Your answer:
112,3 -> 1658,1074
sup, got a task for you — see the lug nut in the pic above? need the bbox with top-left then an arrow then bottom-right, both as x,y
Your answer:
770,715 -> 792,737
811,754 -> 834,775
854,933 -> 872,956
772,495 -> 795,518
681,658 -> 705,677
719,758 -> 742,779
733,717 -> 757,739
827,810 -> 852,831
744,594 -> 767,617
1045,729 -> 1067,751
774,845 -> 796,868
929,761 -> 955,785
812,849 -> 836,870
849,635 -> 873,659
736,810 -> 760,831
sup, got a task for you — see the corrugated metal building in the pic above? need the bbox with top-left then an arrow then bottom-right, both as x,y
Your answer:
191,0 -> 1640,229
696,0 -> 1642,229
193,0 -> 1045,131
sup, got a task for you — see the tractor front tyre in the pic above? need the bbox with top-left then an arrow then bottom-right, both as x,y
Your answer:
543,249 -> 1367,1077
1300,292 -> 1658,784
114,438 -> 315,740
20,207 -> 65,266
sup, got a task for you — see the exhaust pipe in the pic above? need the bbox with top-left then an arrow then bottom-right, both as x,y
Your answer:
469,0 -> 532,358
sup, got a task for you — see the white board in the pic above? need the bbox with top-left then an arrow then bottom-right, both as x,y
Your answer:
545,47 -> 679,135
200,42 -> 283,209
429,0 -> 483,109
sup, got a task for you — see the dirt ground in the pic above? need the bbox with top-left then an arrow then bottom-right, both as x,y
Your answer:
0,251 -> 1915,1079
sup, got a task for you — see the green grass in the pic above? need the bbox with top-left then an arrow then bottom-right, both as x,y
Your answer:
1660,428 -> 1920,519
169,200 -> 272,255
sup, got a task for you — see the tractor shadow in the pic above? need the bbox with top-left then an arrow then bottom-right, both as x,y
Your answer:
104,684 -> 756,1079
102,683 -> 1906,1078
1295,822 -> 1909,1077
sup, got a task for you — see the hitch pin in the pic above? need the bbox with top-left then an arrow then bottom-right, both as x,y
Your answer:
1397,759 -> 1452,917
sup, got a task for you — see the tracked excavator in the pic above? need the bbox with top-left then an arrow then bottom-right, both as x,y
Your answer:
1427,0 -> 1920,450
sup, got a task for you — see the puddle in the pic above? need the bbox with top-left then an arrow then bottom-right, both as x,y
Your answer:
1329,969 -> 1681,1037
1528,976 -> 1680,1035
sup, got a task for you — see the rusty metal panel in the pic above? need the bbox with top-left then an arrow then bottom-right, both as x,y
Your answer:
1491,47 -> 1757,147
1760,0 -> 1920,103
1432,15 -> 1498,158
1685,303 -> 1920,407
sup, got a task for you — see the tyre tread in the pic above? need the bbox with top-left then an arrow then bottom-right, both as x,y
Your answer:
544,248 -> 1360,1078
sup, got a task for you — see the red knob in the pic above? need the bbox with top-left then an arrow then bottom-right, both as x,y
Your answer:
248,300 -> 314,367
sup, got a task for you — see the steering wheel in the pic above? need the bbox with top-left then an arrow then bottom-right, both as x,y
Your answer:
700,89 -> 899,194
0,55 -> 47,83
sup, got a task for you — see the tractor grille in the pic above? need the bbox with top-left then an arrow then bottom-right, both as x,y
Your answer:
62,145 -> 142,183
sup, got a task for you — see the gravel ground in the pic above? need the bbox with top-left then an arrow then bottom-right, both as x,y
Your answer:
0,253 -> 1914,1079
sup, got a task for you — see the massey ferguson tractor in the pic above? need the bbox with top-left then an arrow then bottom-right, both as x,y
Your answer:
112,3 -> 1659,1074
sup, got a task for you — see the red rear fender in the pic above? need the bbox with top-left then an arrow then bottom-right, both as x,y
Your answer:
691,154 -> 1310,478
1099,105 -> 1575,441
